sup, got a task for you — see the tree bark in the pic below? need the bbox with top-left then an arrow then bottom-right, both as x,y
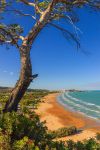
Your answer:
3,21 -> 45,113
3,0 -> 57,113
3,45 -> 34,112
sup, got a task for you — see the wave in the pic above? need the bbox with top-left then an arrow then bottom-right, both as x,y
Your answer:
62,94 -> 100,114
57,93 -> 100,120
64,92 -> 100,111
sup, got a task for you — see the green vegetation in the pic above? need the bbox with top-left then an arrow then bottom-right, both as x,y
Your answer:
0,0 -> 100,149
0,89 -> 56,110
0,89 -> 99,149
0,108 -> 51,149
0,108 -> 100,150
96,133 -> 100,141
49,126 -> 77,139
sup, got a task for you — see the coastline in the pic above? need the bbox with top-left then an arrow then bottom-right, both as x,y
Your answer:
57,92 -> 100,130
35,93 -> 100,141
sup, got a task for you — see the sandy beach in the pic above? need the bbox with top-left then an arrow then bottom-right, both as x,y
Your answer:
35,93 -> 100,142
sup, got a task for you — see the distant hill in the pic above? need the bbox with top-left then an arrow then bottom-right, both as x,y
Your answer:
0,86 -> 12,92
0,86 -> 60,93
0,86 -> 51,93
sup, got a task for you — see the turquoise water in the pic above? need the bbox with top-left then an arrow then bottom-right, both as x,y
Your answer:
57,91 -> 100,120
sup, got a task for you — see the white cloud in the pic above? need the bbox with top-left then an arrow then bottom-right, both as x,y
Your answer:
2,70 -> 14,76
10,72 -> 14,76
3,70 -> 7,73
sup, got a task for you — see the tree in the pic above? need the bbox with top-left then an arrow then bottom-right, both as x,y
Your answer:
0,0 -> 100,112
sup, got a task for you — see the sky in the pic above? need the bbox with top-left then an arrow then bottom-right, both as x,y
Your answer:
0,3 -> 100,90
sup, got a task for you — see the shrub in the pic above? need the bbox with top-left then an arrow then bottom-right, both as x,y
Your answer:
84,138 -> 100,150
75,141 -> 85,150
0,108 -> 52,149
0,91 -> 100,150
49,126 -> 77,139
0,130 -> 11,149
0,110 -> 100,150
96,133 -> 100,141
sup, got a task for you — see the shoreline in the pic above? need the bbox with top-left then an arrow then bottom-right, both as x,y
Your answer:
35,93 -> 100,141
57,93 -> 100,131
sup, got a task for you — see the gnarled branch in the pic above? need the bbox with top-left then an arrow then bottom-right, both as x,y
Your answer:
20,0 -> 43,14
0,26 -> 20,48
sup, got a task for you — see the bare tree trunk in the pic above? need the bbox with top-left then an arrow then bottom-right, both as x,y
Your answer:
3,45 -> 34,112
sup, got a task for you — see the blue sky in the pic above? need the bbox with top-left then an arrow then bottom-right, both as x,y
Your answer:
0,5 -> 100,90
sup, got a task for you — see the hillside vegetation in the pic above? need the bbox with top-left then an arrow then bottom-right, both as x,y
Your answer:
0,89 -> 100,150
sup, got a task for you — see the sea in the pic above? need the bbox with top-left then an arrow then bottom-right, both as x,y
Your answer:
57,91 -> 100,121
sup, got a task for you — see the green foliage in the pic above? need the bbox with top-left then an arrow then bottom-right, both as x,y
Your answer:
67,140 -> 75,150
0,89 -> 51,110
0,130 -> 11,149
84,138 -> 100,150
49,126 -> 77,139
0,92 -> 10,107
0,109 -> 50,149
0,23 -> 23,48
75,141 -> 85,150
0,0 -> 6,10
0,90 -> 99,150
38,1 -> 49,10
96,133 -> 100,141
12,136 -> 36,150
8,24 -> 23,34
20,90 -> 50,109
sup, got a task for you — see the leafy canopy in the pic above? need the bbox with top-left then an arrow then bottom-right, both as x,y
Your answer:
0,0 -> 100,48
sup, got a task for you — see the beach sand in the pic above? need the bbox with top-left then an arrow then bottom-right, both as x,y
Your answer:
35,93 -> 100,142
